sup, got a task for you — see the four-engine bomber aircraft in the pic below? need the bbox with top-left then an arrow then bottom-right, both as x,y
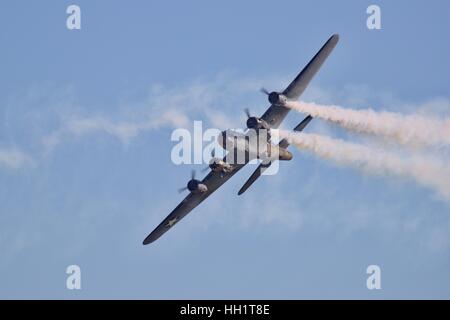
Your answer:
143,34 -> 339,245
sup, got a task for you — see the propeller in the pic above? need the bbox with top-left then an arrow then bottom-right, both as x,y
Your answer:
260,87 -> 270,95
245,107 -> 261,129
245,86 -> 270,123
178,186 -> 188,193
178,170 -> 197,193
201,149 -> 216,172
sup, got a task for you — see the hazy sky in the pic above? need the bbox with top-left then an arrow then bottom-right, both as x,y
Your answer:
1,0 -> 449,299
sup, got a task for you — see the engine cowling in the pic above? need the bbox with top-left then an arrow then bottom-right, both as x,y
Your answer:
187,179 -> 208,193
246,116 -> 270,131
268,92 -> 287,106
209,158 -> 232,173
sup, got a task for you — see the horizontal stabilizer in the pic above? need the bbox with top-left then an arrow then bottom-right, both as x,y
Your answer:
294,115 -> 313,132
238,161 -> 271,196
279,115 -> 313,149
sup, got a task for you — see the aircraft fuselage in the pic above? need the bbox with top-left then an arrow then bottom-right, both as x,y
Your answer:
218,129 -> 292,165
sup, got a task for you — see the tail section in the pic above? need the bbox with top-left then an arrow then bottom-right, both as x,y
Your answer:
238,115 -> 313,195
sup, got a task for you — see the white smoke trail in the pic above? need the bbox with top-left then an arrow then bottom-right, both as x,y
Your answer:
281,131 -> 450,200
285,101 -> 450,148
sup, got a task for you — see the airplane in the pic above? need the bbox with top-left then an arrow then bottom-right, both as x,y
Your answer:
143,34 -> 339,245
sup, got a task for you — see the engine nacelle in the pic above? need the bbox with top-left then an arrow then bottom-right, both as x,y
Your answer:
209,158 -> 233,173
246,116 -> 270,131
268,92 -> 287,106
187,179 -> 208,193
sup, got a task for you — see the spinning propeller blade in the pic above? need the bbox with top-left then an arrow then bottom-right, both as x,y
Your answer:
260,87 -> 270,95
178,187 -> 188,193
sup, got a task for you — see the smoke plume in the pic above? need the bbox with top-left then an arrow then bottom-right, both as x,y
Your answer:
285,101 -> 450,148
281,131 -> 450,199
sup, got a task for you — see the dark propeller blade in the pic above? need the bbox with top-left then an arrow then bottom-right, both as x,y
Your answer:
245,108 -> 251,118
178,187 -> 188,193
179,169 -> 197,193
211,148 -> 215,157
260,87 -> 270,95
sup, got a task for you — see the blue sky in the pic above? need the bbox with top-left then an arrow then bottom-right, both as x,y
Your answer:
1,0 -> 450,299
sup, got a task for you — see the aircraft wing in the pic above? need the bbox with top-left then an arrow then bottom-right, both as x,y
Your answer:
143,160 -> 246,244
260,34 -> 339,129
143,34 -> 338,244
238,115 -> 313,195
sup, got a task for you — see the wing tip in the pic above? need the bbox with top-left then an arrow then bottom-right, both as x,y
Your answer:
142,234 -> 156,245
327,33 -> 339,48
